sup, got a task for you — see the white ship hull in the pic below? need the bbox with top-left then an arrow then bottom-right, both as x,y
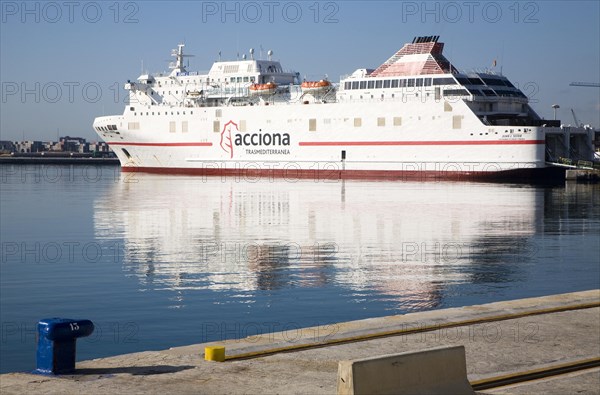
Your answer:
95,99 -> 554,181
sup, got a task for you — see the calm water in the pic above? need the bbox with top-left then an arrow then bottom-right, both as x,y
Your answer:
1,164 -> 599,373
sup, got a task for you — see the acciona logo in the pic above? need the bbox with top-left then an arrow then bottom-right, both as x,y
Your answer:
220,120 -> 291,158
220,120 -> 237,158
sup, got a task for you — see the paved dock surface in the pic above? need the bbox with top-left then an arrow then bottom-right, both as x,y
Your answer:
1,290 -> 598,394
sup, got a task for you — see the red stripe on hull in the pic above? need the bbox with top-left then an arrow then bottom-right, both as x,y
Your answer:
107,142 -> 213,147
298,140 -> 545,146
106,140 -> 542,147
120,166 -> 566,183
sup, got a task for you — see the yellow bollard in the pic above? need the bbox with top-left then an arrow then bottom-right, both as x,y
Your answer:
205,346 -> 226,362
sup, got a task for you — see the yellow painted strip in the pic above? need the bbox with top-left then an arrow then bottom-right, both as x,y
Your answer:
224,301 -> 600,361
471,356 -> 600,390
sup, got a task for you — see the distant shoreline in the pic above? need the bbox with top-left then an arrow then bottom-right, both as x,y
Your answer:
0,156 -> 119,165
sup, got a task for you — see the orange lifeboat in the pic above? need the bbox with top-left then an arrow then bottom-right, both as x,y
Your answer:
249,82 -> 277,95
301,79 -> 332,93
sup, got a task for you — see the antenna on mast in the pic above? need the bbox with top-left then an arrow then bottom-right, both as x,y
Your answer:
168,43 -> 194,76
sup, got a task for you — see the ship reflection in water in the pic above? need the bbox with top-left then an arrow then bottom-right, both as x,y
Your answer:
94,174 -> 544,311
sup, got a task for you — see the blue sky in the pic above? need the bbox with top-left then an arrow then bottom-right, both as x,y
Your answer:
1,0 -> 599,141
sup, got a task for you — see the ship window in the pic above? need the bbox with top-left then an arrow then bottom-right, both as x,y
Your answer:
482,78 -> 500,86
130,107 -> 135,111
170,121 -> 176,133
244,77 -> 249,82
452,115 -> 462,129
345,82 -> 351,90
352,81 -> 359,89
354,118 -> 362,127
240,120 -> 246,132
424,78 -> 432,86
393,117 -> 402,126
134,113 -> 136,116
468,77 -> 484,85
407,79 -> 415,87
416,79 -> 423,87
367,81 -> 374,89
399,79 -> 407,87
182,121 -> 188,133
433,77 -> 457,85
377,117 -> 385,126
359,81 -> 366,89
391,80 -> 399,88
383,80 -> 391,88
375,80 -> 383,89
309,119 -> 317,131
122,149 -> 131,158
443,89 -> 469,96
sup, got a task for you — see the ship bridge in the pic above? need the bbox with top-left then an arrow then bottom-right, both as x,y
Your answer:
124,45 -> 299,107
206,58 -> 297,85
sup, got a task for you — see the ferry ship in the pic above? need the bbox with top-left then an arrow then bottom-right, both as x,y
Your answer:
93,36 -> 595,180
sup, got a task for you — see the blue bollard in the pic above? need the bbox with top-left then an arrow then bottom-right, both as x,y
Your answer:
36,318 -> 94,374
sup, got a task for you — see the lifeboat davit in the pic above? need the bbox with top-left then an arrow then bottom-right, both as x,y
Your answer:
301,80 -> 332,93
249,82 -> 277,95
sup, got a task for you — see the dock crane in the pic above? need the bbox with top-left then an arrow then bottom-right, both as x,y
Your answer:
569,82 -> 600,87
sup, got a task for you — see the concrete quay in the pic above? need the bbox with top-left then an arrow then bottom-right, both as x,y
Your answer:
566,169 -> 600,182
1,290 -> 599,394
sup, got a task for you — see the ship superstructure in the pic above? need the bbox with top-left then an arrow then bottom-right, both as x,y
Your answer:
93,36 -> 595,180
